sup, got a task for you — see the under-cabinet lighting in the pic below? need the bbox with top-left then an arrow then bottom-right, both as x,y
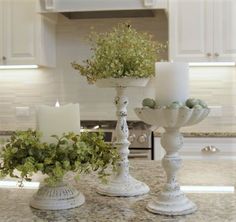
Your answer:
189,62 -> 235,67
181,185 -> 234,193
0,65 -> 38,70
0,180 -> 39,189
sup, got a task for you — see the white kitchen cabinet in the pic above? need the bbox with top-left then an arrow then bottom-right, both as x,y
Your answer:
155,136 -> 236,160
0,0 -> 56,67
169,0 -> 236,62
213,0 -> 236,61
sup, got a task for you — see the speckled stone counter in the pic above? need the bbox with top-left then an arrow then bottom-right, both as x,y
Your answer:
0,160 -> 236,222
154,131 -> 236,137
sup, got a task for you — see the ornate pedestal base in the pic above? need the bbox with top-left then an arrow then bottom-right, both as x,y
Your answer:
147,186 -> 197,215
30,182 -> 85,210
97,175 -> 149,197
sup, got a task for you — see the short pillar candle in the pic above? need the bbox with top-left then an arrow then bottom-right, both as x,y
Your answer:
155,62 -> 189,105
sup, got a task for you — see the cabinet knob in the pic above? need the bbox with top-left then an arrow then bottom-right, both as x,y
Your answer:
2,56 -> 6,60
128,134 -> 136,143
206,53 -> 212,57
201,145 -> 220,154
214,53 -> 219,57
137,134 -> 147,144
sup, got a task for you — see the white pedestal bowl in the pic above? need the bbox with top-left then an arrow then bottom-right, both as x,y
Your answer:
135,106 -> 210,215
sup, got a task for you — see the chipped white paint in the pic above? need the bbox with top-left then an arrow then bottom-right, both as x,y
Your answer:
30,182 -> 85,210
135,107 -> 210,215
96,78 -> 150,196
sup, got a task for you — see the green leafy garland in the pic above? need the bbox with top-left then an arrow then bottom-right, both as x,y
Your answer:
72,23 -> 166,84
0,129 -> 119,185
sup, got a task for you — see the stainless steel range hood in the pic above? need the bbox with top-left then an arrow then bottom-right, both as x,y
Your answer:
37,0 -> 168,19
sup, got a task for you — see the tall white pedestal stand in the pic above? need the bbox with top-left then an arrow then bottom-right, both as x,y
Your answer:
96,78 -> 150,197
135,107 -> 210,215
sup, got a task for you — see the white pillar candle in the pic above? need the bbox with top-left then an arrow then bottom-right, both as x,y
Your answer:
155,62 -> 189,106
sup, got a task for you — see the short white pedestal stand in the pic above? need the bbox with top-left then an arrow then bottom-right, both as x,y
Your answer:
96,78 -> 150,197
135,107 -> 210,215
30,182 -> 85,210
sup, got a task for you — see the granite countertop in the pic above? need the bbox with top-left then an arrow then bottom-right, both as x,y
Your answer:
154,131 -> 236,137
0,160 -> 236,221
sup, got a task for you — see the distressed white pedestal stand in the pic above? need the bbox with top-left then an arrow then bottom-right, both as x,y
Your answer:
30,182 -> 85,210
135,107 -> 210,215
96,78 -> 150,197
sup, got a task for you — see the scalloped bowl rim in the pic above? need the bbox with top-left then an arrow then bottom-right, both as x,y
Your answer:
134,107 -> 210,128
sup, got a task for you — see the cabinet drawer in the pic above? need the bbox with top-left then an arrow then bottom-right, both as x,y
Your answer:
155,137 -> 236,160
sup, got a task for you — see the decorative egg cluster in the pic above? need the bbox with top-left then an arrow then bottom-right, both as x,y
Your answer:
142,98 -> 208,109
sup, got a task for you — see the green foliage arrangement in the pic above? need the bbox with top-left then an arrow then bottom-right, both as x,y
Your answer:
72,23 -> 166,84
0,129 -> 119,185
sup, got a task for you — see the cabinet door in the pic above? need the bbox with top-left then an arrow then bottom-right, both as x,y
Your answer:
0,1 -> 3,65
3,0 -> 37,65
169,0 -> 213,62
213,0 -> 236,62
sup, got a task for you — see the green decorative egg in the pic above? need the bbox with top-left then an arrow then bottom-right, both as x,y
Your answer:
142,98 -> 156,109
193,104 -> 202,109
172,101 -> 183,105
181,105 -> 190,110
198,99 -> 208,108
168,101 -> 183,109
185,98 -> 199,108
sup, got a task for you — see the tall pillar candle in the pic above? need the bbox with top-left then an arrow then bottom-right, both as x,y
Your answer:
155,62 -> 189,106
